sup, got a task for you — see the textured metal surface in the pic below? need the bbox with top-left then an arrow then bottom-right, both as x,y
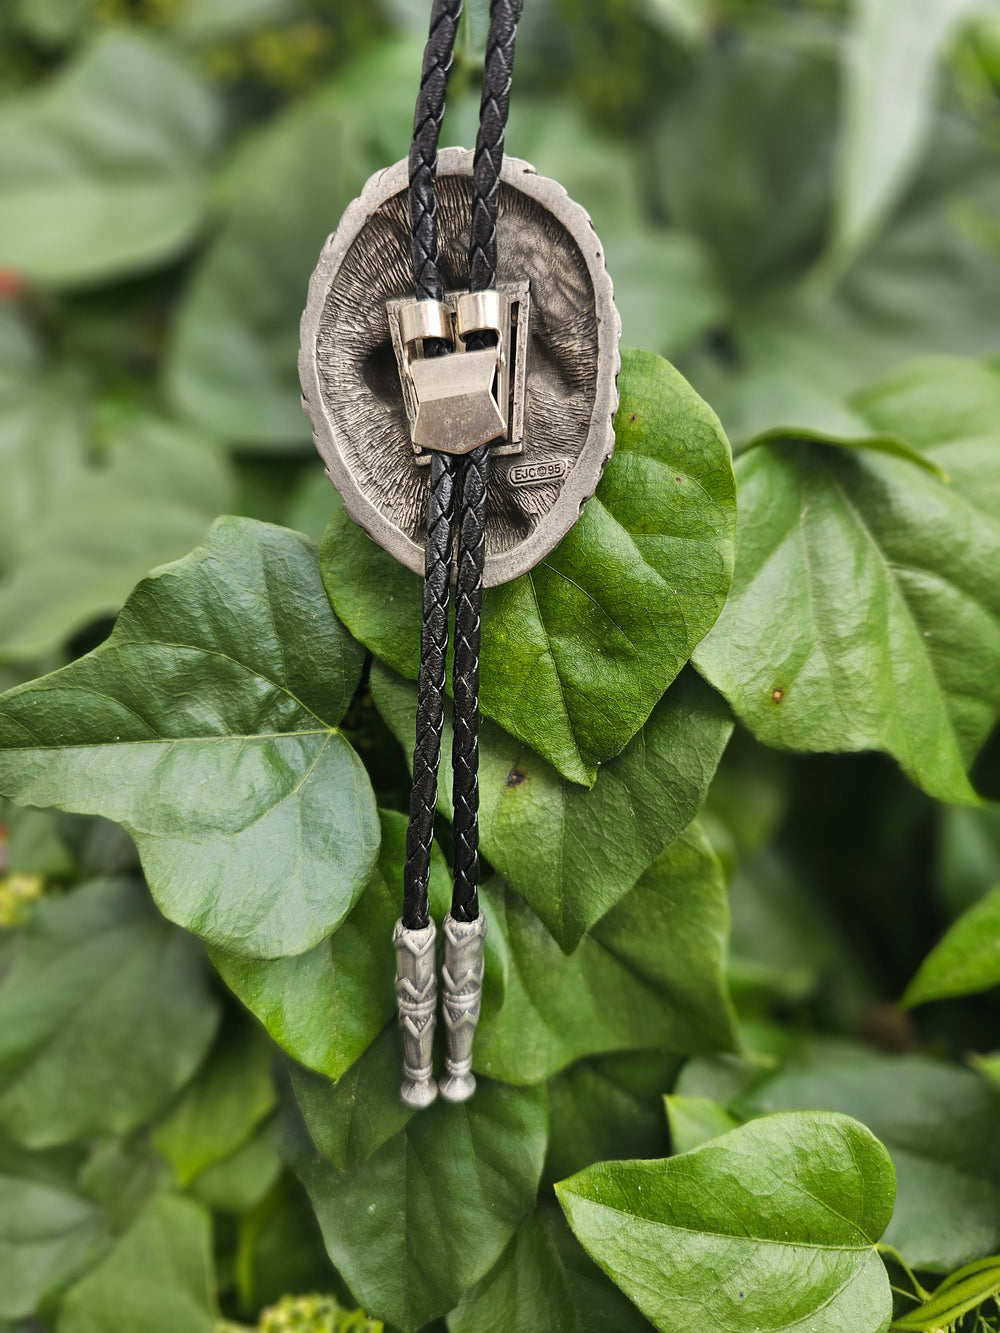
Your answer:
438,911 -> 487,1103
393,918 -> 438,1108
299,147 -> 621,586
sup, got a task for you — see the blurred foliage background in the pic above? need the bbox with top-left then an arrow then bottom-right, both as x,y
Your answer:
2,0 -> 1000,1328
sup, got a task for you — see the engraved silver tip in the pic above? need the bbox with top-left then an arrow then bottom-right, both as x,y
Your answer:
401,1077 -> 438,1109
438,1071 -> 477,1103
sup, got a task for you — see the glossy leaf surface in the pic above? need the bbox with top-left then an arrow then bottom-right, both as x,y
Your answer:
904,883 -> 1000,1007
0,518 -> 377,957
372,664 -> 733,949
286,1032 -> 548,1333
695,359 -> 1000,803
558,1112 -> 895,1333
476,825 -> 736,1083
326,349 -> 736,785
210,810 -> 450,1080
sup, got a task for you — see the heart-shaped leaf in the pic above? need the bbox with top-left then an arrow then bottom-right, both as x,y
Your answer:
476,825 -> 736,1084
324,348 -> 736,785
694,358 -> 1000,804
450,1203 -> 652,1333
0,411 -> 233,661
0,31 -> 220,286
557,1111 -> 895,1333
0,518 -> 378,958
209,809 -> 451,1080
285,1030 -> 548,1333
371,663 -> 733,950
0,878 -> 219,1149
738,1042 -> 1000,1271
58,1194 -> 217,1333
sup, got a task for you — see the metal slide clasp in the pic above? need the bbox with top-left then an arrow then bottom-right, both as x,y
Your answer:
390,285 -> 529,460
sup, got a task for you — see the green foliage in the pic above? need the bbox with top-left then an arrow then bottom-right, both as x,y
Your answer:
558,1111 -> 896,1333
1,2 -> 1000,1331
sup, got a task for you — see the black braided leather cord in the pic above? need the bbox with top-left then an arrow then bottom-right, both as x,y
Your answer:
450,0 -> 521,922
402,0 -> 464,931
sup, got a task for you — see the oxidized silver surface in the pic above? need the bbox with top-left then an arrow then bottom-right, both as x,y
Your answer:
439,912 -> 487,1104
393,918 -> 438,1109
299,147 -> 621,586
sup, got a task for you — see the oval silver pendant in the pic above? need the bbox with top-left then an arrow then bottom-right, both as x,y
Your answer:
299,147 -> 621,587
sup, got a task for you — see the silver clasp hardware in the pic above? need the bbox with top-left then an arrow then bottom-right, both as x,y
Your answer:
388,283 -> 530,460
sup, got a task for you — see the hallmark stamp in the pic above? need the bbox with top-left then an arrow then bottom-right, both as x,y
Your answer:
508,459 -> 568,486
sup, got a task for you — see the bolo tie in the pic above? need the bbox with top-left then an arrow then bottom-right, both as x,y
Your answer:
300,0 -> 621,1106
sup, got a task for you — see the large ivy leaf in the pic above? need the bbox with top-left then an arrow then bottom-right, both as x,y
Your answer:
0,518 -> 378,958
0,411 -> 233,661
0,306 -> 87,575
209,809 -> 450,1081
58,1194 -> 217,1333
286,1031 -> 548,1333
326,349 -> 736,785
832,0 -> 987,264
476,826 -> 736,1084
694,359 -> 1000,804
0,31 -> 220,286
904,883 -> 1000,1007
153,1015 -> 275,1188
166,39 -> 419,447
449,1203 -> 653,1333
557,1112 -> 895,1333
739,1043 -> 1000,1271
0,878 -> 219,1149
0,1165 -> 102,1320
372,663 -> 733,950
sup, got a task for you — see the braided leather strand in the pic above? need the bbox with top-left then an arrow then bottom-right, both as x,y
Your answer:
450,0 -> 521,921
402,0 -> 464,931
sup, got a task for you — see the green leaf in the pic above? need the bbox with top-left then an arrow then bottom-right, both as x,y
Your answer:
0,32 -> 220,286
285,1032 -> 548,1333
739,1042 -> 1000,1271
890,1254 -> 1000,1330
0,305 -> 87,575
58,1194 -> 217,1333
166,39 -> 420,447
557,1111 -> 895,1333
832,0 -> 987,264
188,1120 -> 281,1215
694,359 -> 1000,804
153,1016 -> 275,1188
326,349 -> 736,785
209,809 -> 450,1080
544,1051 -> 679,1186
371,664 -> 733,950
449,1203 -> 653,1333
904,883 -> 1000,1006
664,1094 -> 739,1154
0,517 -> 378,958
476,825 -> 736,1083
0,878 -> 219,1148
0,411 -> 233,661
0,1165 -> 102,1320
